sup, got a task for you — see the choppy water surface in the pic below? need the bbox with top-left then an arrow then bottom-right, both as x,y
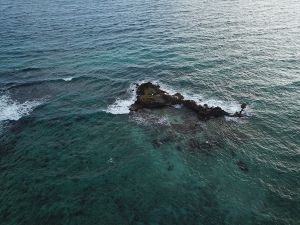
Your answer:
0,0 -> 299,224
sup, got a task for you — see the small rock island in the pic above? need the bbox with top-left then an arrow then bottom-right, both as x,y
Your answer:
130,82 -> 246,120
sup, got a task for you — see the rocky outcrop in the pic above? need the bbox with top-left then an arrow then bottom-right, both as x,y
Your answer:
130,82 -> 246,120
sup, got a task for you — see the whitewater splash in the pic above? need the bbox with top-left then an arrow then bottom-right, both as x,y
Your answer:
0,95 -> 42,121
62,77 -> 74,82
105,81 -> 247,116
105,83 -> 138,114
158,82 -> 243,115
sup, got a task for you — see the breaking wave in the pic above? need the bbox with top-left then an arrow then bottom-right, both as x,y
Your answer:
0,94 -> 42,121
105,83 -> 138,114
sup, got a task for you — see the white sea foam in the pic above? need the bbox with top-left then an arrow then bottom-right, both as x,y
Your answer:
0,95 -> 42,121
157,81 -> 242,115
62,77 -> 74,82
105,82 -> 139,115
173,104 -> 183,109
157,116 -> 170,125
200,99 -> 241,114
104,80 -> 246,116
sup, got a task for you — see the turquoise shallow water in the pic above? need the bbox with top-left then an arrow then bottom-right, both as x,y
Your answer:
0,0 -> 300,224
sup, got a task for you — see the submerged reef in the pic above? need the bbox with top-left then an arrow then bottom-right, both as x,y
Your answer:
130,82 -> 246,120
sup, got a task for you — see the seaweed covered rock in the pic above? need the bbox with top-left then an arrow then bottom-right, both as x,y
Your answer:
130,82 -> 246,120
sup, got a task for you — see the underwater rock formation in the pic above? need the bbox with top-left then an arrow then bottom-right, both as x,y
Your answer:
237,160 -> 249,172
130,82 -> 246,120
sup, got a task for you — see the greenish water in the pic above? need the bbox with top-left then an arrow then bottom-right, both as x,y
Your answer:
0,0 -> 299,224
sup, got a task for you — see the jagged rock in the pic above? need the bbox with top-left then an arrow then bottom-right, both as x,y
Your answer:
173,93 -> 184,100
129,103 -> 141,111
234,103 -> 248,117
130,82 -> 246,120
241,103 -> 247,109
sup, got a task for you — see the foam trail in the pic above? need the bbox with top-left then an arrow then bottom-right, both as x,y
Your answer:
0,95 -> 42,121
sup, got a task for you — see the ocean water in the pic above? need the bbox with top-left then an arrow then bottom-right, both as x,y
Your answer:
0,0 -> 299,224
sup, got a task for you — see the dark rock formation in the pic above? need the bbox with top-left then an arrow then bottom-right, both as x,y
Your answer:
171,122 -> 200,134
187,139 -> 214,155
130,82 -> 246,120
152,139 -> 163,148
234,103 -> 247,117
237,160 -> 249,172
167,164 -> 174,171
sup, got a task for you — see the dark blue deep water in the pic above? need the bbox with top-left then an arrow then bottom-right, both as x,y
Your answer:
0,0 -> 299,224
